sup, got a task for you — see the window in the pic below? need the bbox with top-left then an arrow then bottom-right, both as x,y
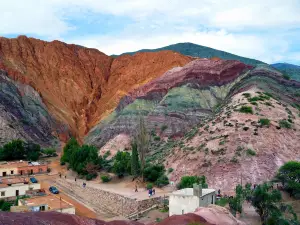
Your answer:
40,205 -> 45,211
11,170 -> 14,175
1,191 -> 5,196
39,168 -> 43,172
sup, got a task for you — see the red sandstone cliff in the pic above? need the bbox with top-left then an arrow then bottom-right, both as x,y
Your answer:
0,36 -> 193,139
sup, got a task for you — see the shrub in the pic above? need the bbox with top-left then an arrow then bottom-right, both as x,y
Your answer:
42,148 -> 57,157
154,136 -> 161,141
239,106 -> 253,114
60,161 -> 66,166
168,168 -> 174,173
177,175 -> 207,189
242,93 -> 251,98
86,173 -> 97,181
259,118 -> 270,126
288,118 -> 293,123
246,149 -> 256,156
283,74 -> 291,80
146,183 -> 153,190
144,164 -> 165,182
219,140 -> 225,145
279,120 -> 292,129
101,175 -> 111,183
155,175 -> 169,187
161,125 -> 168,132
230,157 -> 238,163
243,127 -> 249,131
216,198 -> 229,207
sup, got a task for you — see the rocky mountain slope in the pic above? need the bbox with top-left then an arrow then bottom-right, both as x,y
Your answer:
271,62 -> 300,81
0,36 -> 193,141
0,70 -> 63,147
1,36 -> 300,192
86,57 -> 300,191
113,42 -> 265,66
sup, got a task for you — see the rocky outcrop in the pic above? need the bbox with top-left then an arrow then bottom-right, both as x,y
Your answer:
0,36 -> 193,140
86,59 -> 252,147
0,70 -> 64,147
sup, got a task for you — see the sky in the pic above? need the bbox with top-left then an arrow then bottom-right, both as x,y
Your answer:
0,0 -> 300,65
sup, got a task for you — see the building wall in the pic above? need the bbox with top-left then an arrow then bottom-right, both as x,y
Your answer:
56,207 -> 75,214
0,183 -> 40,199
199,192 -> 215,207
17,165 -> 48,175
169,195 -> 199,216
0,167 -> 18,176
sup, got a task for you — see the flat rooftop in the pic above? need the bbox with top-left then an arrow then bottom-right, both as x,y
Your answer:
21,195 -> 74,210
171,188 -> 215,197
0,161 -> 45,169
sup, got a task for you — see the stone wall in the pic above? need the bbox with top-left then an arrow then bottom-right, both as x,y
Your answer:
55,179 -> 164,216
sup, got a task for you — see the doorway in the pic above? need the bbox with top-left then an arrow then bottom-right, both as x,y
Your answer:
16,190 -> 19,196
2,172 -> 6,177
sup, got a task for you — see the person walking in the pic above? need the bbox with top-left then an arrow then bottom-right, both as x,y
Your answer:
135,185 -> 138,192
152,188 -> 155,196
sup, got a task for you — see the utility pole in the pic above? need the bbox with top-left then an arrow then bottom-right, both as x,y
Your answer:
60,197 -> 62,213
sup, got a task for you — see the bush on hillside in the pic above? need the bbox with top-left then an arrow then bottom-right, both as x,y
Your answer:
279,120 -> 292,129
259,118 -> 270,126
239,106 -> 253,114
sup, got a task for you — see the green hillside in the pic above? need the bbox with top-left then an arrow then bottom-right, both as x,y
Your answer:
271,63 -> 300,81
113,42 -> 266,66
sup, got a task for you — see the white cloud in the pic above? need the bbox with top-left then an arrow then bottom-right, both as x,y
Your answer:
0,0 -> 70,38
0,0 -> 299,64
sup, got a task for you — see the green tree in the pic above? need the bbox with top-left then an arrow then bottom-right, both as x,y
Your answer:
177,175 -> 207,189
42,148 -> 57,157
276,161 -> 300,199
61,137 -> 79,163
113,151 -> 131,177
131,141 -> 140,178
229,184 -> 244,216
136,117 -> 149,181
0,139 -> 25,160
25,142 -> 41,161
251,182 -> 298,224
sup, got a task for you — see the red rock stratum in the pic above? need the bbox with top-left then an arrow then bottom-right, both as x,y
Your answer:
0,36 -> 193,139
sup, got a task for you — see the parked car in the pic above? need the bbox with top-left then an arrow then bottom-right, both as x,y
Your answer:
49,186 -> 59,194
30,177 -> 38,183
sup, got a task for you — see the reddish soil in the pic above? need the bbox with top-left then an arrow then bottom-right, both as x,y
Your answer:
0,36 -> 193,140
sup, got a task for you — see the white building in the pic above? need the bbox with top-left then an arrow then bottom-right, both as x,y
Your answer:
12,195 -> 75,214
0,177 -> 40,199
169,184 -> 216,216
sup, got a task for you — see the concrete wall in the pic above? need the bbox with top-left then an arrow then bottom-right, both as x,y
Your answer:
56,207 -> 75,214
0,183 -> 40,199
0,167 -> 18,176
199,192 -> 215,207
55,178 -> 163,216
169,194 -> 199,216
18,165 -> 48,175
